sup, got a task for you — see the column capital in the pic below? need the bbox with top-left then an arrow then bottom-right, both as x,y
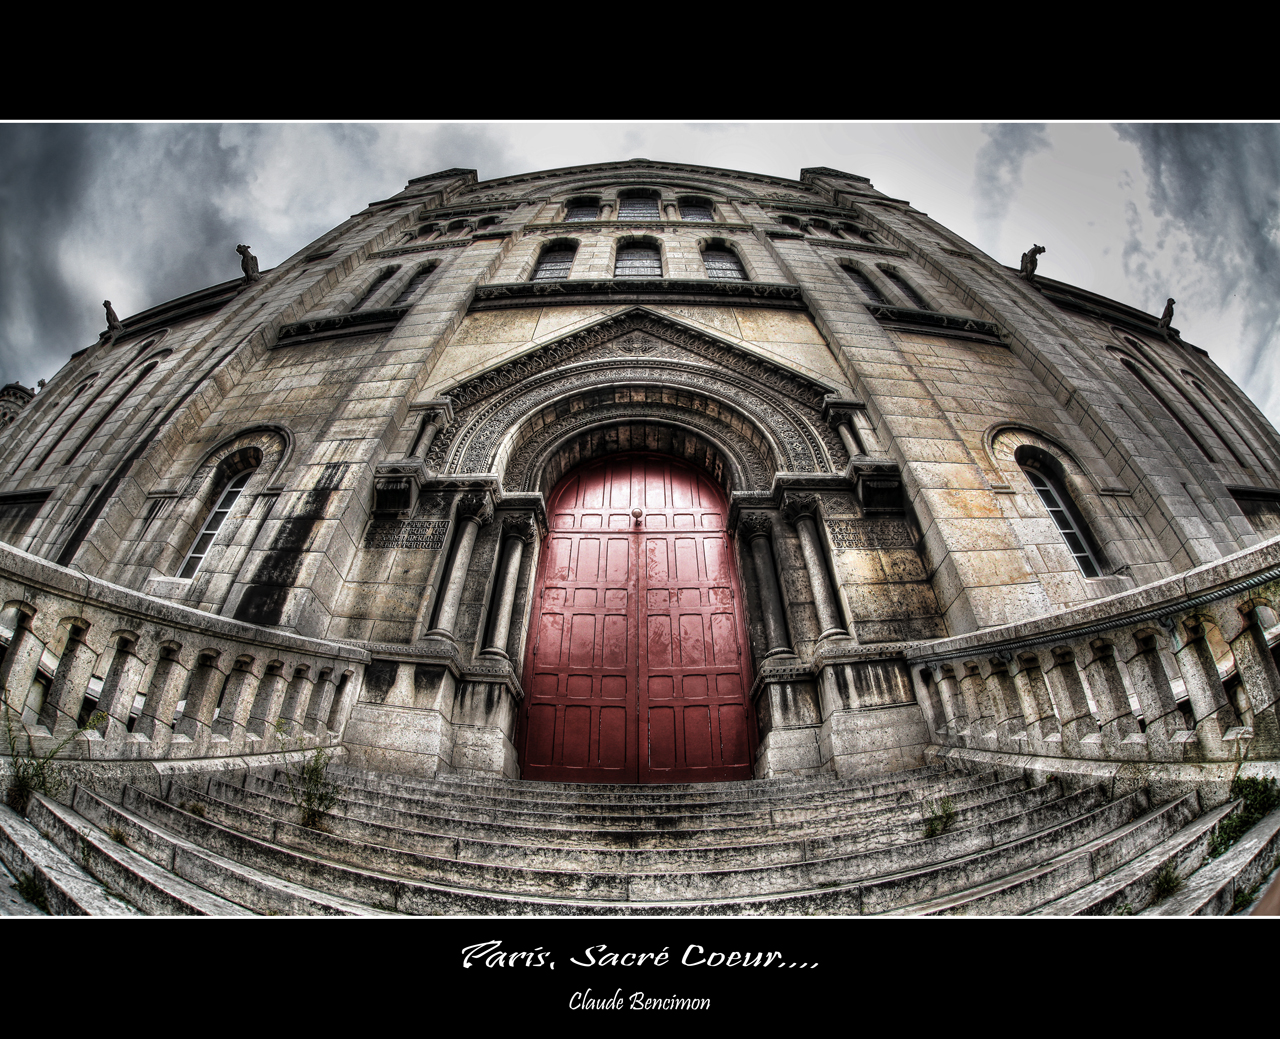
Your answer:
501,513 -> 538,544
457,493 -> 494,525
782,492 -> 821,525
737,512 -> 774,540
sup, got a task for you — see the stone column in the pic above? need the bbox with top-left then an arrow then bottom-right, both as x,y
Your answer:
304,667 -> 337,735
959,663 -> 996,740
247,662 -> 290,740
326,670 -> 359,737
211,656 -> 259,745
427,493 -> 493,641
1122,631 -> 1186,759
783,493 -> 846,640
1043,647 -> 1101,757
1225,603 -> 1280,756
408,402 -> 452,461
738,514 -> 792,658
0,603 -> 42,716
94,633 -> 150,740
278,665 -> 313,736
38,620 -> 97,736
1008,652 -> 1061,744
133,643 -> 189,751
481,515 -> 536,659
1081,640 -> 1144,759
932,665 -> 967,734
1173,616 -> 1239,747
175,651 -> 227,748
982,659 -> 1026,744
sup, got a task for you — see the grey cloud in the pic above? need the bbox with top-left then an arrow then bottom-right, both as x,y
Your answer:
973,123 -> 1051,237
1115,123 -> 1280,407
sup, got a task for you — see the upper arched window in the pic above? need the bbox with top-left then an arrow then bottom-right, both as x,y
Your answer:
881,268 -> 930,310
843,265 -> 888,305
533,245 -> 577,281
352,266 -> 399,311
702,249 -> 746,281
617,193 -> 661,221
679,198 -> 714,222
179,469 -> 255,580
564,198 -> 600,221
1021,465 -> 1102,578
615,243 -> 662,278
390,264 -> 438,307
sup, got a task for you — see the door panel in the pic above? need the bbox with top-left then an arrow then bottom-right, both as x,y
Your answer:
519,455 -> 755,783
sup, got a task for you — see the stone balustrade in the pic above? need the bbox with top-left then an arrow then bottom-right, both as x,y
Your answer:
0,541 -> 368,765
906,534 -> 1280,765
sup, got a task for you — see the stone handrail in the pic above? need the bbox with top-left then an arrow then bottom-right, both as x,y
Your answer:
904,534 -> 1280,765
0,541 -> 369,764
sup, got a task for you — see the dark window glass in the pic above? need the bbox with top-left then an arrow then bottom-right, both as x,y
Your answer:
565,202 -> 598,221
533,249 -> 576,281
617,197 -> 660,220
179,470 -> 254,580
615,246 -> 661,278
680,201 -> 714,222
703,250 -> 746,280
844,267 -> 887,305
883,270 -> 929,310
1023,468 -> 1101,578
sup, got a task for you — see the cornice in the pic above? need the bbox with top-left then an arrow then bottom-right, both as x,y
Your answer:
469,278 -> 805,311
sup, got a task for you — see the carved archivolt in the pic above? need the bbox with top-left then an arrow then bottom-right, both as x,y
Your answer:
428,310 -> 845,492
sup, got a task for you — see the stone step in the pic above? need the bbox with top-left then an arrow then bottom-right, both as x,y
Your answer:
211,772 -> 1038,850
0,801 -> 142,916
890,792 -> 1203,916
1145,802 -> 1280,916
1031,797 -> 1238,916
166,773 -> 1070,877
245,767 -> 1019,834
65,785 -> 395,917
24,793 -> 253,917
121,778 -> 1128,905
183,772 -> 1059,870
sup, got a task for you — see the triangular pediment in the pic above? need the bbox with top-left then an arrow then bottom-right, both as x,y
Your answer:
441,307 -> 836,413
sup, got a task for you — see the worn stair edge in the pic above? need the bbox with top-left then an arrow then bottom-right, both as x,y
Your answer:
200,773 -> 1050,863
26,792 -> 253,917
1145,803 -> 1280,916
1032,796 -> 1237,916
895,793 -> 1202,917
70,786 -> 396,917
0,801 -> 142,916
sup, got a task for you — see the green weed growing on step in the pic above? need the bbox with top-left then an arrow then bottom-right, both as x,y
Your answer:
2,690 -> 105,814
15,871 -> 48,913
1232,879 -> 1263,913
1150,861 -> 1183,903
106,826 -> 129,846
179,800 -> 206,818
923,796 -> 955,839
1112,902 -> 1135,916
1207,776 -> 1280,859
273,720 -> 340,830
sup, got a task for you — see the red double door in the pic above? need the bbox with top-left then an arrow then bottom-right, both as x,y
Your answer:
519,455 -> 756,783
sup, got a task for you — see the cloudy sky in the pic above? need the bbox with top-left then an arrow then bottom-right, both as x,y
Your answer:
2,122 -> 1277,426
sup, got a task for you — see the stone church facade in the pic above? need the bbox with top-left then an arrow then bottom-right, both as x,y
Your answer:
3,158 -> 1280,809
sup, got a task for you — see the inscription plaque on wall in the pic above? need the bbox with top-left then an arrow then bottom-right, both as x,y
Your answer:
363,519 -> 450,551
828,518 -> 915,549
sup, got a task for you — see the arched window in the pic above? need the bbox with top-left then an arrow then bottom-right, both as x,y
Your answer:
61,352 -> 171,468
617,193 -> 660,221
679,198 -> 714,222
881,268 -> 930,310
702,248 -> 746,280
179,469 -> 255,579
532,245 -> 577,281
351,266 -> 399,311
1021,466 -> 1102,578
564,198 -> 599,222
615,243 -> 661,278
1119,356 -> 1215,462
843,265 -> 888,305
390,264 -> 438,308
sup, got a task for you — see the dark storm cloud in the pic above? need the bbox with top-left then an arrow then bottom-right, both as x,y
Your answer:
0,123 -> 522,392
973,123 -> 1051,233
1115,123 -> 1280,387
0,125 -> 98,388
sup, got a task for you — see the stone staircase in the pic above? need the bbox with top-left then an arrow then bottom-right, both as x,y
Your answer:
4,760 -> 1277,916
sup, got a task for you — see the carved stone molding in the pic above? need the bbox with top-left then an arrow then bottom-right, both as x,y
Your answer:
456,493 -> 494,525
782,492 -> 821,525
738,513 -> 774,540
501,514 -> 538,543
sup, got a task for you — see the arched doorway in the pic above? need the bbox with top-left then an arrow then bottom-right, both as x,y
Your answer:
518,453 -> 756,783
